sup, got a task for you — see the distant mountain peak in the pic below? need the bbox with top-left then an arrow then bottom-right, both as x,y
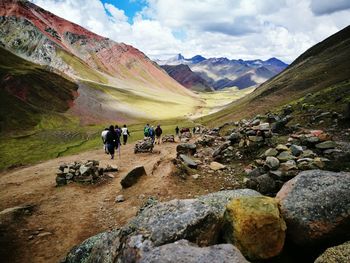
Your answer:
190,55 -> 206,63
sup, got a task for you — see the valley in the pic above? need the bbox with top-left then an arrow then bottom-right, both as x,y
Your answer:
1,1 -> 350,263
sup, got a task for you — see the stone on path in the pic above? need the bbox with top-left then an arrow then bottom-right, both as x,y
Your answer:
179,154 -> 198,169
120,166 -> 146,188
209,161 -> 226,171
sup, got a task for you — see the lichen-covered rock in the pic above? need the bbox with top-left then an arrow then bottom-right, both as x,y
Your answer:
62,229 -> 121,263
276,170 -> 350,246
139,239 -> 249,263
277,151 -> 296,162
126,199 -> 220,246
264,148 -> 278,157
224,196 -> 286,260
315,141 -> 337,149
314,241 -> 350,263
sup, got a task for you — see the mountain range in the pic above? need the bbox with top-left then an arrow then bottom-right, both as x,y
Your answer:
0,0 -> 199,131
156,54 -> 288,91
202,25 -> 350,126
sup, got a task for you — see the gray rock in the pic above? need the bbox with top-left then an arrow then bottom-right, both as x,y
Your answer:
280,160 -> 297,171
79,165 -> 90,176
140,240 -> 249,263
120,166 -> 146,188
176,143 -> 197,155
276,170 -> 350,246
265,156 -> 280,170
126,199 -> 219,246
290,144 -> 303,156
62,229 -> 121,263
179,154 -> 198,169
277,151 -> 296,162
256,174 -> 276,195
56,175 -> 67,186
315,141 -> 337,149
258,122 -> 270,131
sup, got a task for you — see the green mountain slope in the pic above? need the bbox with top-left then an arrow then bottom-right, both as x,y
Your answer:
0,46 -> 78,133
200,25 -> 350,126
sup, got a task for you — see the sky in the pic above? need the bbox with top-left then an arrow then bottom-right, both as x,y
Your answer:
30,0 -> 350,63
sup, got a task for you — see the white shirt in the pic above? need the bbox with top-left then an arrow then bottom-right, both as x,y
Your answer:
121,127 -> 128,135
101,130 -> 108,142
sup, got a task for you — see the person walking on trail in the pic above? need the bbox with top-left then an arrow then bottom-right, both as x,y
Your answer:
101,128 -> 109,154
105,125 -> 118,159
114,125 -> 121,152
121,124 -> 130,145
144,124 -> 150,138
149,126 -> 155,144
175,126 -> 179,137
155,124 -> 163,144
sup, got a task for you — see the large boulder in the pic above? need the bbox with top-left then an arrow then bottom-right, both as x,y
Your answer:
314,240 -> 350,263
140,239 -> 249,263
276,170 -> 350,246
120,166 -> 146,188
63,190 -> 261,262
224,196 -> 286,260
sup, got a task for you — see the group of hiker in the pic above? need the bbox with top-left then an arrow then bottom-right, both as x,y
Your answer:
101,123 -> 201,159
143,124 -> 163,144
101,124 -> 130,159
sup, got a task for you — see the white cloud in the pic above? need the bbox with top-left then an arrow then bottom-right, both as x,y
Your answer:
30,0 -> 350,63
104,3 -> 128,22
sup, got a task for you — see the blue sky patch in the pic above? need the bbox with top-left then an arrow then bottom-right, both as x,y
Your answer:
102,0 -> 147,23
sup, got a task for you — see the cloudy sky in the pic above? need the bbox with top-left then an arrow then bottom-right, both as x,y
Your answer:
31,0 -> 350,63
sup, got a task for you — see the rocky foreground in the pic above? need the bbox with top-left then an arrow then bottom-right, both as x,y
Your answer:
62,169 -> 349,262
61,106 -> 350,263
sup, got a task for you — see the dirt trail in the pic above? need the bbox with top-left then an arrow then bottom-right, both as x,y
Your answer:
0,141 -> 190,263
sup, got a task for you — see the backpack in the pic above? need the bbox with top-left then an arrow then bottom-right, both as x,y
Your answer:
144,126 -> 149,137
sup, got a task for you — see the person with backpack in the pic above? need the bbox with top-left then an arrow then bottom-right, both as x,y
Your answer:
149,126 -> 155,144
121,124 -> 130,145
155,124 -> 163,144
144,124 -> 150,138
101,128 -> 109,154
105,125 -> 118,159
